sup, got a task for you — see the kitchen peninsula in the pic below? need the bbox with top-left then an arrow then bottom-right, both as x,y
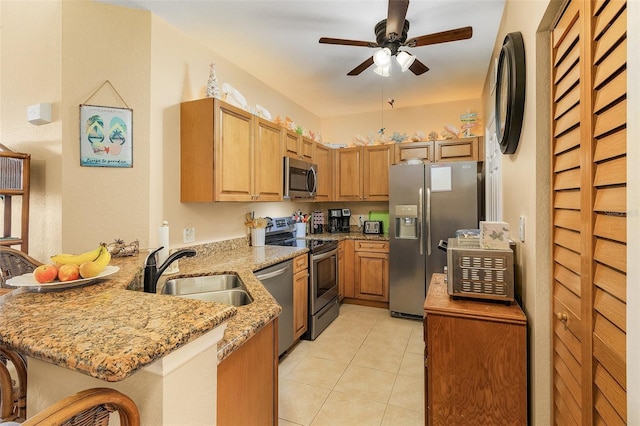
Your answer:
0,239 -> 307,425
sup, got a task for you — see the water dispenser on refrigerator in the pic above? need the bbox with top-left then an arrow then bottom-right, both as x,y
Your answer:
394,205 -> 418,239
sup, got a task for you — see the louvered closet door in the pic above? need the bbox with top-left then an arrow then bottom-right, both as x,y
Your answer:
551,0 -> 627,424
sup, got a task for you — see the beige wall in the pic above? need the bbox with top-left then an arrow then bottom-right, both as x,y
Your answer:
481,1 -> 553,424
321,98 -> 482,145
0,1 -> 63,261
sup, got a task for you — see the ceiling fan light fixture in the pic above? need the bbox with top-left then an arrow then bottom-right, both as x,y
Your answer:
374,65 -> 391,77
373,47 -> 392,68
396,51 -> 416,72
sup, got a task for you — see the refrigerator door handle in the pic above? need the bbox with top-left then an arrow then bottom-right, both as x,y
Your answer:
418,188 -> 423,255
427,188 -> 431,256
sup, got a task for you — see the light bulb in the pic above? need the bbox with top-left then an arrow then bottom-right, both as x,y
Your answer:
373,48 -> 392,68
396,51 -> 416,72
374,65 -> 390,77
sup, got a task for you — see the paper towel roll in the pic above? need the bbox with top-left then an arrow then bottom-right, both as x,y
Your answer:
158,221 -> 169,266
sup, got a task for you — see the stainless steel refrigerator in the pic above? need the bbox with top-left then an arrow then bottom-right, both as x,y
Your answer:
389,161 -> 482,318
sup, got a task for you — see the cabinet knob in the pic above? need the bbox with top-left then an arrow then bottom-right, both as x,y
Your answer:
556,312 -> 568,322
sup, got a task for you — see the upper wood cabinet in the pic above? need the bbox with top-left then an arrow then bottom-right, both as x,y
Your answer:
312,142 -> 333,201
284,130 -> 313,163
393,137 -> 483,164
335,145 -> 391,201
394,141 -> 434,164
180,98 -> 283,202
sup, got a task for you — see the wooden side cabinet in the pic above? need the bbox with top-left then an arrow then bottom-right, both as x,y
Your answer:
354,240 -> 389,302
217,320 -> 278,425
424,274 -> 527,425
393,141 -> 434,164
434,137 -> 481,162
284,130 -> 313,163
293,254 -> 309,340
0,151 -> 30,253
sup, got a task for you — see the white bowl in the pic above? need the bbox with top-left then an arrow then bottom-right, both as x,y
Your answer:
406,159 -> 423,165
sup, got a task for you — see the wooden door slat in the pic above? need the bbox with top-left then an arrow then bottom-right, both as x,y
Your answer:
554,263 -> 581,296
554,147 -> 580,173
594,288 -> 626,331
594,186 -> 626,213
594,363 -> 627,421
553,1 -> 580,48
554,209 -> 582,232
594,263 -> 626,303
554,126 -> 580,155
594,239 -> 626,273
554,190 -> 581,210
554,17 -> 580,65
594,157 -> 626,187
554,227 -> 581,252
594,39 -> 627,88
594,213 -> 626,243
593,386 -> 626,426
593,9 -> 627,65
554,84 -> 581,119
554,44 -> 580,85
594,0 -> 626,39
594,70 -> 626,114
554,65 -> 580,103
594,99 -> 626,138
593,316 -> 627,388
554,168 -> 581,190
594,128 -> 626,162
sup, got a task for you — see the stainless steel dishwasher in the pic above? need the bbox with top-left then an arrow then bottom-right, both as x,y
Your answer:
255,260 -> 293,357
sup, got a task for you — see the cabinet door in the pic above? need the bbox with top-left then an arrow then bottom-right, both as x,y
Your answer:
434,137 -> 479,162
342,239 -> 355,298
180,98 -> 216,202
337,241 -> 345,301
335,147 -> 362,201
313,142 -> 333,201
254,118 -> 283,201
363,145 -> 391,201
284,130 -> 300,159
217,320 -> 277,425
293,269 -> 308,339
393,141 -> 434,164
354,251 -> 389,302
300,137 -> 314,162
214,102 -> 254,201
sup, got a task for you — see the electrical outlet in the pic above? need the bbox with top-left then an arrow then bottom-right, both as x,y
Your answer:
357,215 -> 366,226
183,227 -> 195,243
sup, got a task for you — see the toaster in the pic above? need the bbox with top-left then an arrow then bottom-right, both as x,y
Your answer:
363,220 -> 383,234
445,238 -> 515,302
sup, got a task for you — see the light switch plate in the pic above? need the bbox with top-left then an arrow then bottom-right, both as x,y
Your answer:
519,215 -> 525,242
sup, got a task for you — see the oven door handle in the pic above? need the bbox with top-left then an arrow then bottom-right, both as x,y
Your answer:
312,249 -> 337,261
255,265 -> 291,280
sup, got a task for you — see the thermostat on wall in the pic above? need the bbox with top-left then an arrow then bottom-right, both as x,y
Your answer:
27,103 -> 52,125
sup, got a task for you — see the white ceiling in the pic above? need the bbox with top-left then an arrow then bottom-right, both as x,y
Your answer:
102,0 -> 505,118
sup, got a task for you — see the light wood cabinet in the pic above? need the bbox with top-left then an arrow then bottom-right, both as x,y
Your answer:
312,142 -> 333,201
392,137 -> 483,164
341,239 -> 355,299
354,240 -> 389,302
337,241 -> 345,301
292,254 -> 308,340
393,141 -> 434,164
334,145 -> 392,201
0,151 -> 30,252
284,130 -> 313,162
434,137 -> 481,162
217,320 -> 278,425
424,274 -> 527,425
180,98 -> 283,202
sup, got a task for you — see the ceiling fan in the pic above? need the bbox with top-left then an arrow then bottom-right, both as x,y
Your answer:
319,0 -> 473,76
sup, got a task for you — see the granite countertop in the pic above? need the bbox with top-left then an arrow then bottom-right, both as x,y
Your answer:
0,233 -> 383,382
0,238 -> 306,382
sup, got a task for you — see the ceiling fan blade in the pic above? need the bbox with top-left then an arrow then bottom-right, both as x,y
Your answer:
409,59 -> 429,75
386,0 -> 410,39
407,26 -> 473,47
319,37 -> 375,47
347,57 -> 375,76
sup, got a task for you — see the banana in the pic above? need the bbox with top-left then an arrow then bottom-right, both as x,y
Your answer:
51,245 -> 103,266
93,246 -> 111,272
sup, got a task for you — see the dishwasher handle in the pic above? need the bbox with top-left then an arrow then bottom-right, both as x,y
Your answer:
255,264 -> 291,281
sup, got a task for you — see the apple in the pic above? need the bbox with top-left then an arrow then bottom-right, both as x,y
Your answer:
57,264 -> 80,282
33,264 -> 58,284
79,261 -> 100,279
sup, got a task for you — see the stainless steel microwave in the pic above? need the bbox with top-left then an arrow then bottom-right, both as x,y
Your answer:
284,157 -> 317,199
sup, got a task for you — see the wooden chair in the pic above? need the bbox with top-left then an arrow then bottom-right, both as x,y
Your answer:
0,248 -> 42,288
0,347 -> 27,422
0,388 -> 140,426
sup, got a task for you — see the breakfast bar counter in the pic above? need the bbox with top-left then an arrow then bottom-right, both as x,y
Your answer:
0,238 -> 307,382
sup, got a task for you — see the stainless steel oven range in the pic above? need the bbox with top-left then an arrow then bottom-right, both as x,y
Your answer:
264,217 -> 339,340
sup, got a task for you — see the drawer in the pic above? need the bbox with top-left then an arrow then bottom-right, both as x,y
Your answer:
354,240 -> 389,253
293,254 -> 308,273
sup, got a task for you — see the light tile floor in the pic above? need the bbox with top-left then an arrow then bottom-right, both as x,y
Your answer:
278,304 -> 425,426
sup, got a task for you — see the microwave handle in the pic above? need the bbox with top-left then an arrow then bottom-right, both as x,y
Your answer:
307,167 -> 317,195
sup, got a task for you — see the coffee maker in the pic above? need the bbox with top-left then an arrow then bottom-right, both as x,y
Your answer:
339,208 -> 351,232
327,209 -> 342,233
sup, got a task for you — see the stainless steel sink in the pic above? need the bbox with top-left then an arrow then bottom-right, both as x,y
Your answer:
177,289 -> 253,306
161,274 -> 252,307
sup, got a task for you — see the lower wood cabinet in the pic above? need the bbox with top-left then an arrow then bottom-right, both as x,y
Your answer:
353,240 -> 389,302
424,274 -> 527,425
292,254 -> 308,340
217,320 -> 278,425
341,239 -> 355,299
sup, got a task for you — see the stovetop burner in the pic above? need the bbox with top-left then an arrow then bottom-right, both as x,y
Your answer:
264,216 -> 338,254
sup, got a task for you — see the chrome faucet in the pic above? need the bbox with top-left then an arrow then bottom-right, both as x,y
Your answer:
143,247 -> 196,293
